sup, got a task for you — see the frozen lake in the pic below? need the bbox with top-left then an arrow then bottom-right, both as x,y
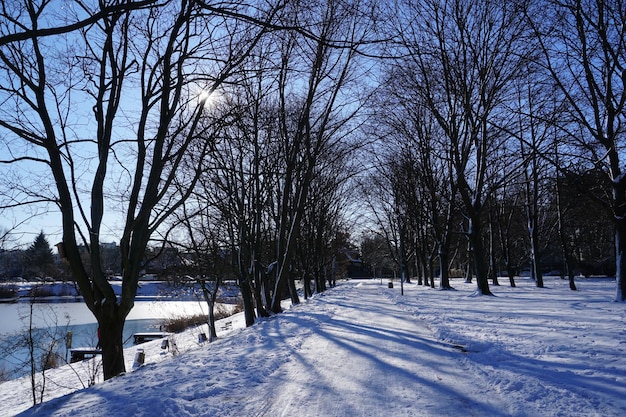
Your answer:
0,300 -> 212,380
0,300 -> 210,334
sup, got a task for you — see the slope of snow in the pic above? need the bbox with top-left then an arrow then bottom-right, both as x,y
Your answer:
2,277 -> 625,416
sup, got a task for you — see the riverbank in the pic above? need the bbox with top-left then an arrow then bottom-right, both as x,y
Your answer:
1,311 -> 244,416
0,281 -> 241,382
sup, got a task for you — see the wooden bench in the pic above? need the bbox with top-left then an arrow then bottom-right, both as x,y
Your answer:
133,332 -> 169,345
220,321 -> 233,331
70,348 -> 102,363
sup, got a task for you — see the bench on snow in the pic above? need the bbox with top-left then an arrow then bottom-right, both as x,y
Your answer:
70,348 -> 102,363
220,321 -> 233,331
133,332 -> 169,345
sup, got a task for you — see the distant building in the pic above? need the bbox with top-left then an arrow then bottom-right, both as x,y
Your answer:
339,248 -> 370,279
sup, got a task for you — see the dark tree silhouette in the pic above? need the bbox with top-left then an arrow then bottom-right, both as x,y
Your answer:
24,232 -> 55,279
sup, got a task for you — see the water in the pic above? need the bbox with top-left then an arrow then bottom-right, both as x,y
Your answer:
0,300 -> 210,380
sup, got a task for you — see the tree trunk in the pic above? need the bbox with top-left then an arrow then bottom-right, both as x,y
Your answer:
508,272 -> 516,288
328,257 -> 336,288
464,240 -> 473,284
303,273 -> 312,299
98,315 -> 125,380
499,227 -> 516,287
566,259 -> 577,291
207,301 -> 217,341
439,244 -> 452,289
529,228 -> 544,288
502,241 -> 516,287
488,221 -> 500,286
468,216 -> 492,295
555,172 -> 576,291
427,252 -> 435,288
200,280 -> 220,342
315,269 -> 324,293
270,270 -> 291,313
252,282 -> 270,319
287,269 -> 299,306
415,252 -> 423,285
615,218 -> 626,301
239,278 -> 256,327
28,303 -> 36,406
315,271 -> 321,293
559,221 -> 576,291
329,256 -> 336,287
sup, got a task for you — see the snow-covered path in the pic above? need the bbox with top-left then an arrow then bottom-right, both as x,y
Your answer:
8,277 -> 626,417
237,282 -> 495,416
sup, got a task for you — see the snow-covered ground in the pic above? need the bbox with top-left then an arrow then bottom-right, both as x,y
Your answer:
2,276 -> 625,416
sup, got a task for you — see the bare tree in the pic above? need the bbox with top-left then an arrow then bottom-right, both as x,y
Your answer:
360,232 -> 395,281
171,202 -> 231,342
203,67 -> 279,323
555,150 -> 577,290
196,0 -> 377,314
526,0 -> 626,301
0,302 -> 71,406
377,67 -> 460,289
391,0 -> 534,295
511,67 -> 562,289
488,179 -> 526,287
358,151 -> 425,285
266,0 -> 377,311
0,0 -> 283,379
297,145 -> 355,297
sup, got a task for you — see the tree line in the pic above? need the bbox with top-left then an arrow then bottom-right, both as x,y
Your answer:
0,0 -> 624,382
361,0 -> 624,298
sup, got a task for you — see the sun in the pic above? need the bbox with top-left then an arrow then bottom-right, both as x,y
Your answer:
198,90 -> 211,103
197,88 -> 221,108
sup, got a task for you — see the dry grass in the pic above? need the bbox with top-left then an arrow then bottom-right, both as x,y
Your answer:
161,302 -> 243,333
28,285 -> 55,298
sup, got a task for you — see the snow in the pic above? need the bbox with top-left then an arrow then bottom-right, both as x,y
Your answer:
2,277 -> 625,416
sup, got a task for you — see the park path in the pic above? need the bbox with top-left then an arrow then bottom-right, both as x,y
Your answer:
235,280 -> 502,417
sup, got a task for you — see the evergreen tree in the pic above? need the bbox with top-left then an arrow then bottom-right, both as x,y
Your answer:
24,232 -> 54,279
